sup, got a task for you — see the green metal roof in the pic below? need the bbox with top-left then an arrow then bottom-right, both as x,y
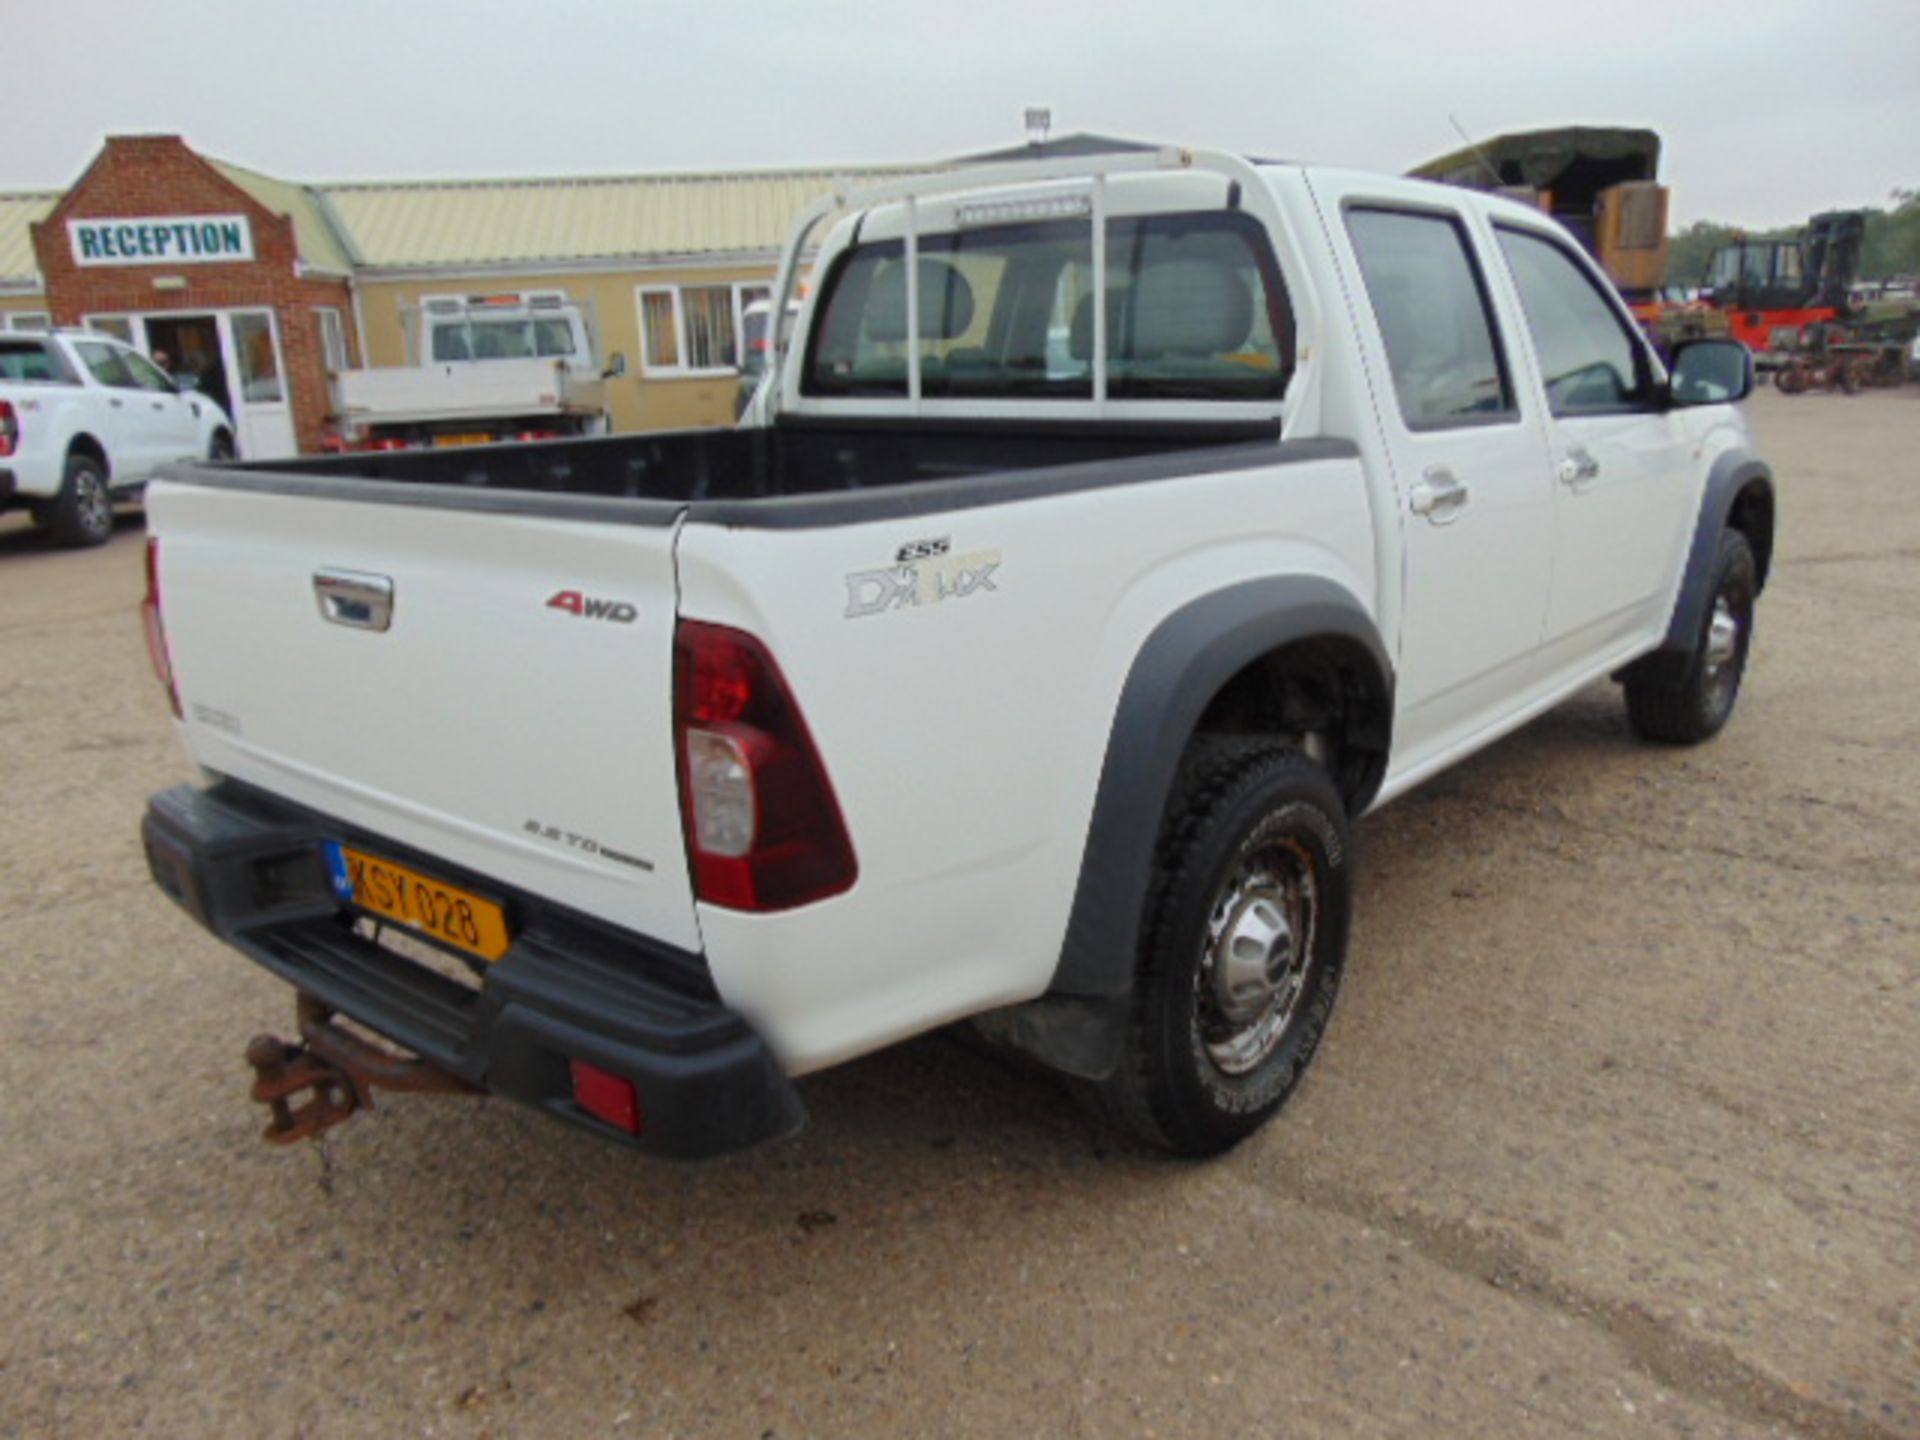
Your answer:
0,192 -> 58,287
315,165 -> 921,270
0,152 -> 941,283
208,158 -> 357,275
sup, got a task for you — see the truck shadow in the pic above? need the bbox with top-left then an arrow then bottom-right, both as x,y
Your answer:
0,506 -> 146,558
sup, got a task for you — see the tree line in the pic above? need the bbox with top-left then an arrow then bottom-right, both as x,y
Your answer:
1667,190 -> 1920,285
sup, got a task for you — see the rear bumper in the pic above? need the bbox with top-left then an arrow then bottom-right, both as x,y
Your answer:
141,781 -> 804,1159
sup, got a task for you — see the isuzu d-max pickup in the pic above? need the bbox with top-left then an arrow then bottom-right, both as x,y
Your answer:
139,149 -> 1773,1159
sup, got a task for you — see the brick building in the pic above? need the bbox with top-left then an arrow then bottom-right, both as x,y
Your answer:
0,134 -> 916,457
11,137 -> 360,456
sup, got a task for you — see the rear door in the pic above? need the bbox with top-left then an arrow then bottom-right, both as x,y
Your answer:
1321,186 -> 1556,771
147,481 -> 701,951
67,338 -> 143,474
1488,223 -> 1694,653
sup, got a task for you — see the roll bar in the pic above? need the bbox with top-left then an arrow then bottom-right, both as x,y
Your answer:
762,147 -> 1274,416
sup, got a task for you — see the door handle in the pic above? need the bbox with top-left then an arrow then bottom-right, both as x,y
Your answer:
314,569 -> 395,632
151,401 -> 165,411
109,398 -> 123,408
1558,447 -> 1601,487
1409,466 -> 1471,524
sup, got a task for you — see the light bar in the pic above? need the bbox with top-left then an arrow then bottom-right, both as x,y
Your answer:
955,193 -> 1093,229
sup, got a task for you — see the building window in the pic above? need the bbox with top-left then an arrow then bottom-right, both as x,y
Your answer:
85,316 -> 136,344
2,311 -> 50,333
636,281 -> 771,376
316,307 -> 349,371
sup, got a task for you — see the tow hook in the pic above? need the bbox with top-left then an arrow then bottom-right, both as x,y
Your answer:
245,995 -> 476,1144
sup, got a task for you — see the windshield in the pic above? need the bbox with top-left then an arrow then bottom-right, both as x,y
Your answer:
803,211 -> 1291,401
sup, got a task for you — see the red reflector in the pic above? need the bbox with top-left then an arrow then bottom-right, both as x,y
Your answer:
141,538 -> 183,719
0,399 -> 16,458
570,1061 -> 642,1135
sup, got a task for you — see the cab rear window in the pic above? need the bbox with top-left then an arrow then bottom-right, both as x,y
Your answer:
803,212 -> 1292,401
431,317 -> 578,362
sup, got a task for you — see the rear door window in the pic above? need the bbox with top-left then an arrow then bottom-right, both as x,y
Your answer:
1344,207 -> 1515,429
72,340 -> 138,389
804,211 -> 1291,401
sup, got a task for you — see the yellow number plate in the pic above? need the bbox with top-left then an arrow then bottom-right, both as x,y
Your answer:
432,432 -> 494,448
326,843 -> 511,962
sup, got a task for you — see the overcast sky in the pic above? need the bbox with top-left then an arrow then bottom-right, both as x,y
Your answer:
8,0 -> 1917,228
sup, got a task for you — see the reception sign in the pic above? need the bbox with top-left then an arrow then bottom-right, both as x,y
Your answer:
69,214 -> 255,267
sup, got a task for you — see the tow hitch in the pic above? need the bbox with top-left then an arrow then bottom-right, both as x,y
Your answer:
245,996 -> 476,1144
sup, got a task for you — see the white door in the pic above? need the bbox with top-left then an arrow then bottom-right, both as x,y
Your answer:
220,310 -> 297,459
119,347 -> 204,463
66,337 -> 151,477
1488,224 -> 1695,654
1329,196 -> 1556,772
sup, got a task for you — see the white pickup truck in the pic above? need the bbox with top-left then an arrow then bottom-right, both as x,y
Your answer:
0,329 -> 235,546
139,150 -> 1772,1159
327,293 -> 618,450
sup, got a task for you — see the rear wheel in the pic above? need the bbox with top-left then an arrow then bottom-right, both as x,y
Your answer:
1624,529 -> 1757,745
1082,743 -> 1351,1157
44,451 -> 114,548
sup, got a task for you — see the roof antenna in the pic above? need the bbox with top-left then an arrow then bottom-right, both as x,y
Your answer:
1448,113 -> 1503,187
1024,107 -> 1052,152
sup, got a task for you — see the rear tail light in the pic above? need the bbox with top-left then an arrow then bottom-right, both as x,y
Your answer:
0,399 -> 17,458
570,1060 -> 643,1135
673,619 -> 857,911
141,538 -> 183,718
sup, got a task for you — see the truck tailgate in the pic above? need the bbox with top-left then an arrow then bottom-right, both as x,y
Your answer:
146,479 -> 699,952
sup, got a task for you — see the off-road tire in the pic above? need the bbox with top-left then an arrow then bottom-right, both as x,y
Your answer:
44,451 -> 114,548
1624,528 -> 1757,745
1082,741 -> 1351,1157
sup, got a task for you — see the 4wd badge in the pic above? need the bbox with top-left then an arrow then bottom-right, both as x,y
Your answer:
546,590 -> 638,623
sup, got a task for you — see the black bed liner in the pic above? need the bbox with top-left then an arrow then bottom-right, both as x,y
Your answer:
163,416 -> 1357,531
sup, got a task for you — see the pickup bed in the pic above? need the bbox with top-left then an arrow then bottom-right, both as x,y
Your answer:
329,357 -> 609,448
140,150 -> 1774,1159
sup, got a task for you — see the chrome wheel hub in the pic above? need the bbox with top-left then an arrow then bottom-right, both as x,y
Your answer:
1213,893 -> 1295,1024
78,474 -> 109,533
1705,597 -> 1740,675
1198,840 -> 1318,1077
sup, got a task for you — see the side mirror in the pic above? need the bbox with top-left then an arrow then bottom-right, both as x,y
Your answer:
1668,338 -> 1753,406
602,352 -> 628,380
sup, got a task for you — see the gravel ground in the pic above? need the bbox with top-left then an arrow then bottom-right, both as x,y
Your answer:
1,388 -> 1914,1439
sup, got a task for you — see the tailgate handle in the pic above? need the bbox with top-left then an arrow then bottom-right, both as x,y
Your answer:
314,569 -> 395,632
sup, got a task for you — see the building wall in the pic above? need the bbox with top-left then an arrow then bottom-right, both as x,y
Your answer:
355,260 -> 778,434
28,136 -> 356,453
0,292 -> 49,323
